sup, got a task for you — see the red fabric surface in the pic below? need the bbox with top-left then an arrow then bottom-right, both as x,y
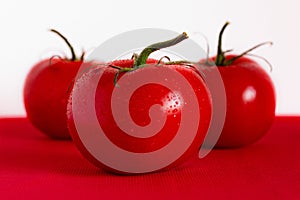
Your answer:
0,116 -> 299,199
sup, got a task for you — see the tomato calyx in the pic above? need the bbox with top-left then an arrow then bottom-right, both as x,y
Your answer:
134,32 -> 188,67
110,32 -> 189,86
215,22 -> 273,66
50,29 -> 85,62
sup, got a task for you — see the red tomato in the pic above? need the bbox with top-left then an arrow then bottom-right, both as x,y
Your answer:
67,33 -> 212,174
67,59 -> 212,174
24,59 -> 82,139
23,29 -> 91,139
212,55 -> 275,147
203,22 -> 276,148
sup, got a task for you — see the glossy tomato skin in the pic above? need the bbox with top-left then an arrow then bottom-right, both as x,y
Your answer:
211,55 -> 276,148
67,59 -> 212,174
24,58 -> 85,139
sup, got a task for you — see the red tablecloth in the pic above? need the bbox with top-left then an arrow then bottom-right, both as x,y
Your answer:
0,116 -> 299,199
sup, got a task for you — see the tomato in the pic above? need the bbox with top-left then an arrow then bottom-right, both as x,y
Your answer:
213,55 -> 276,147
67,33 -> 212,174
202,22 -> 276,148
23,29 -> 91,139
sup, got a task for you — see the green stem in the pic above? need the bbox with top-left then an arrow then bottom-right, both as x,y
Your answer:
165,60 -> 195,65
50,29 -> 77,61
223,41 -> 273,65
134,32 -> 188,67
214,22 -> 273,66
215,22 -> 230,66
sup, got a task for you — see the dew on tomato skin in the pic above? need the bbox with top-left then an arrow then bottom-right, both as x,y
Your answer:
161,91 -> 183,115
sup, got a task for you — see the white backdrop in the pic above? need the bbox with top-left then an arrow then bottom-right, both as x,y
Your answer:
0,0 -> 299,116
